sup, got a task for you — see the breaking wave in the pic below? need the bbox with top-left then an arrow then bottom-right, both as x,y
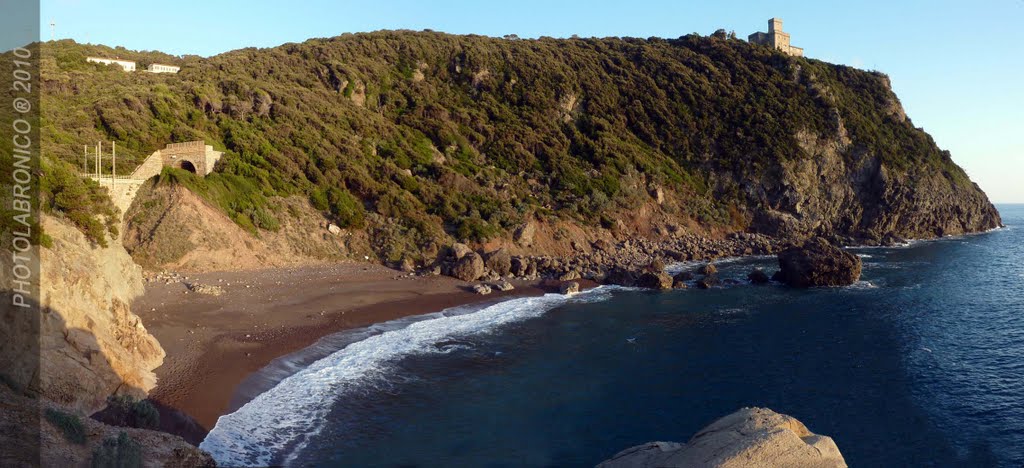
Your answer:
200,286 -> 621,467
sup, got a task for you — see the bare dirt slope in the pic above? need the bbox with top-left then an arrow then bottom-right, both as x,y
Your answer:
122,182 -> 373,272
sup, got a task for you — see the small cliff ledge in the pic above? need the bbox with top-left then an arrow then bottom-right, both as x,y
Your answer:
597,407 -> 846,468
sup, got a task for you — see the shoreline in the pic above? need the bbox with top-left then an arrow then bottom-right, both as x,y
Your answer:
131,227 -> 1002,445
132,262 -> 576,442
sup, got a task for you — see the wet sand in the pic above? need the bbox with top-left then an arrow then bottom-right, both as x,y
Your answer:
132,263 -> 558,438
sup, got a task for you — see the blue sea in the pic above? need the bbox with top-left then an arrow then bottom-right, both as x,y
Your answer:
201,205 -> 1023,467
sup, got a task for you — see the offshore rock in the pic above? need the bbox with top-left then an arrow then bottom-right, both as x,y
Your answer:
776,238 -> 862,287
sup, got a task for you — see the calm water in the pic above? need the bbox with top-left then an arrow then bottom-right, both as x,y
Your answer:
203,205 -> 1023,467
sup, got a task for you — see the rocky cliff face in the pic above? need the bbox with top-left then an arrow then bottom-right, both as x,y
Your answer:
598,407 -> 846,468
38,215 -> 165,414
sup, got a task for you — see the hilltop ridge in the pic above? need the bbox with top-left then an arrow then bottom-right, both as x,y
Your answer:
37,30 -> 1000,269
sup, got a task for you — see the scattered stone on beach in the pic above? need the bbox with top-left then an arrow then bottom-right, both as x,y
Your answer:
747,268 -> 770,284
672,279 -> 688,289
776,237 -> 862,287
698,263 -> 718,276
472,283 -> 492,295
493,280 -> 515,292
452,252 -> 485,281
560,281 -> 580,295
597,407 -> 847,468
186,283 -> 224,296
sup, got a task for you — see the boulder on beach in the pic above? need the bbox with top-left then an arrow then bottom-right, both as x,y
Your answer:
698,263 -> 718,275
604,267 -> 637,287
696,275 -> 720,289
452,252 -> 485,281
637,271 -> 673,290
672,271 -> 695,282
450,243 -> 472,260
471,283 -> 492,295
485,248 -> 512,276
597,407 -> 847,468
776,237 -> 862,287
560,281 -> 580,295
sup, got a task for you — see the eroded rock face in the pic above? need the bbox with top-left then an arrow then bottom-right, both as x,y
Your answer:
598,407 -> 847,468
38,216 -> 165,414
776,238 -> 861,287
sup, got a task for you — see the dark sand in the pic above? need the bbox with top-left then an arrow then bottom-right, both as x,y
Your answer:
133,263 -> 563,436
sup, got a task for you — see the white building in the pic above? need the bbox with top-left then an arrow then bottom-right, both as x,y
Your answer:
147,63 -> 180,74
86,56 -> 136,72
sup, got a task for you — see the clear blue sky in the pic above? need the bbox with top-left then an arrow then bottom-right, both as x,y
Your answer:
41,0 -> 1024,202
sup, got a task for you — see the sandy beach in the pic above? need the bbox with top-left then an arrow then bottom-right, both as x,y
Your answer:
132,262 -> 563,442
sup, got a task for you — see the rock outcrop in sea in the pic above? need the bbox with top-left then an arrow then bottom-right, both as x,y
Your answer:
597,407 -> 847,468
774,238 -> 862,287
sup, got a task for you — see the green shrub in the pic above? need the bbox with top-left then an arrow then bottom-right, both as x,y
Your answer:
104,395 -> 160,430
91,432 -> 142,468
326,187 -> 366,228
44,408 -> 86,445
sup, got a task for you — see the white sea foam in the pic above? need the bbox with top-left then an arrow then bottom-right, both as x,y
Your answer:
846,280 -> 879,290
200,286 -> 620,467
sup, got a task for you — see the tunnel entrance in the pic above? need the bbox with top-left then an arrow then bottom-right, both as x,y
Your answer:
179,160 -> 197,173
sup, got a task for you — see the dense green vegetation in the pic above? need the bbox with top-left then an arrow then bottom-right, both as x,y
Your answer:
37,32 -> 975,251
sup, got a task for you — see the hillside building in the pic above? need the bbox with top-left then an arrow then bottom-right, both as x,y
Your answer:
86,56 -> 137,71
748,18 -> 803,57
147,63 -> 180,74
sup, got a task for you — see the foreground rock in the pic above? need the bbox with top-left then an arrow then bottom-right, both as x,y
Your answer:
598,407 -> 846,468
775,238 -> 862,287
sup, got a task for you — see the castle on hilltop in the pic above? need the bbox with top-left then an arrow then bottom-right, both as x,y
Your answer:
748,18 -> 803,57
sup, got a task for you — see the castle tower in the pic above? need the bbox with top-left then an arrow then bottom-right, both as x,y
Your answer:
748,18 -> 804,57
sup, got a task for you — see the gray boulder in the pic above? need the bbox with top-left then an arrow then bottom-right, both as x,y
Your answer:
560,281 -> 580,295
597,407 -> 846,468
471,283 -> 492,295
